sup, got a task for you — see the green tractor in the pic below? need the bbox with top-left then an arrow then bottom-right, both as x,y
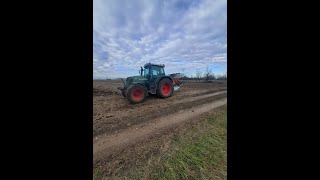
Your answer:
118,63 -> 183,104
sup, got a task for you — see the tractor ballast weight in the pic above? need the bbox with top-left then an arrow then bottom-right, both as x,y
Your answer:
118,63 -> 183,104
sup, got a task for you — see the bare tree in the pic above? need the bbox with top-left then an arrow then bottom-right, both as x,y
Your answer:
196,69 -> 202,82
217,72 -> 227,80
210,73 -> 216,80
204,66 -> 213,82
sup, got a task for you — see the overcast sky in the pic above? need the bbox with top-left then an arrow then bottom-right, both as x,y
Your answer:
93,0 -> 227,79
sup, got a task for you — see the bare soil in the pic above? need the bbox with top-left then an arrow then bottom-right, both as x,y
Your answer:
93,80 -> 227,178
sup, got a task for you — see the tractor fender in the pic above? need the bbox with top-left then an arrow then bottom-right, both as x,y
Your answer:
129,82 -> 148,93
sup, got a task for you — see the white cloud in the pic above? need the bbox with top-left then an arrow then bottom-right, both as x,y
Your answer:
93,0 -> 227,79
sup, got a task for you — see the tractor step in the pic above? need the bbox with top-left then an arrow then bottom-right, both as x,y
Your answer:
149,84 -> 156,93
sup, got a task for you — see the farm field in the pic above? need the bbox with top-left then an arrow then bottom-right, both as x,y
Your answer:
93,80 -> 227,179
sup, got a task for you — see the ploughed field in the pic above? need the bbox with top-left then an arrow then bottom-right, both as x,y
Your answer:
93,79 -> 227,179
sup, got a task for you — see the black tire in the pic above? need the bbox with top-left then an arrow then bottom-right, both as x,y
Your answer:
125,84 -> 146,104
157,78 -> 174,98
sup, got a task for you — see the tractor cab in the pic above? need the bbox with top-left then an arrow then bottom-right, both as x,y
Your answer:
140,63 -> 165,75
140,63 -> 166,93
143,63 -> 164,79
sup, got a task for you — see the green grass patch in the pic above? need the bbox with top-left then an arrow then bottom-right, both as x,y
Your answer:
149,108 -> 227,180
93,168 -> 104,180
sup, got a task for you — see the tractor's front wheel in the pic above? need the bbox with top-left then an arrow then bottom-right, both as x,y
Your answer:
125,84 -> 146,104
157,78 -> 174,98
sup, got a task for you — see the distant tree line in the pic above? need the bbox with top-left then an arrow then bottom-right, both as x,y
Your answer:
180,66 -> 227,82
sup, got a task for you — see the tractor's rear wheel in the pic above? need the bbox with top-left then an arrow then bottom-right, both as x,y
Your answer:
157,78 -> 174,98
125,84 -> 146,104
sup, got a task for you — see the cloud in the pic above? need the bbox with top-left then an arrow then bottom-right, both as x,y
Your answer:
93,0 -> 227,79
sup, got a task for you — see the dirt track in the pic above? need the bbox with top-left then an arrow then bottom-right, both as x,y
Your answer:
93,80 -> 227,172
94,97 -> 226,163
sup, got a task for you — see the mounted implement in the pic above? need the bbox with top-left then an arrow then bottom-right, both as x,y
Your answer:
117,63 -> 183,104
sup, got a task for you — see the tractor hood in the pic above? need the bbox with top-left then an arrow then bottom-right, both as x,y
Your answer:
125,76 -> 148,84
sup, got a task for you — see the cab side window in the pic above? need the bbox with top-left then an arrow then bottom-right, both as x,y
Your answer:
160,68 -> 165,75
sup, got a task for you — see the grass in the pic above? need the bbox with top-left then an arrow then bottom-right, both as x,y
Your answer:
93,168 -> 104,180
149,108 -> 227,180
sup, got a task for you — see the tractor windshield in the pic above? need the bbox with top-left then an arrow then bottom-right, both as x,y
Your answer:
144,68 -> 150,76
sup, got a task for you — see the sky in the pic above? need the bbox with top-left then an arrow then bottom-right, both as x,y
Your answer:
93,0 -> 227,79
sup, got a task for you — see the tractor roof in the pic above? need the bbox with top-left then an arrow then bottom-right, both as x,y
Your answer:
143,63 -> 165,68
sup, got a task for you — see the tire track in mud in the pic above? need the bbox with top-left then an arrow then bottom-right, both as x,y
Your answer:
93,91 -> 227,137
173,87 -> 227,98
174,91 -> 226,104
93,97 -> 227,165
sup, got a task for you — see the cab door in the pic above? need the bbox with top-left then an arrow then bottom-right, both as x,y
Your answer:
149,66 -> 160,93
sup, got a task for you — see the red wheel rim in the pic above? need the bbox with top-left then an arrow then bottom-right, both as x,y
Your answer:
161,83 -> 171,95
131,89 -> 143,100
